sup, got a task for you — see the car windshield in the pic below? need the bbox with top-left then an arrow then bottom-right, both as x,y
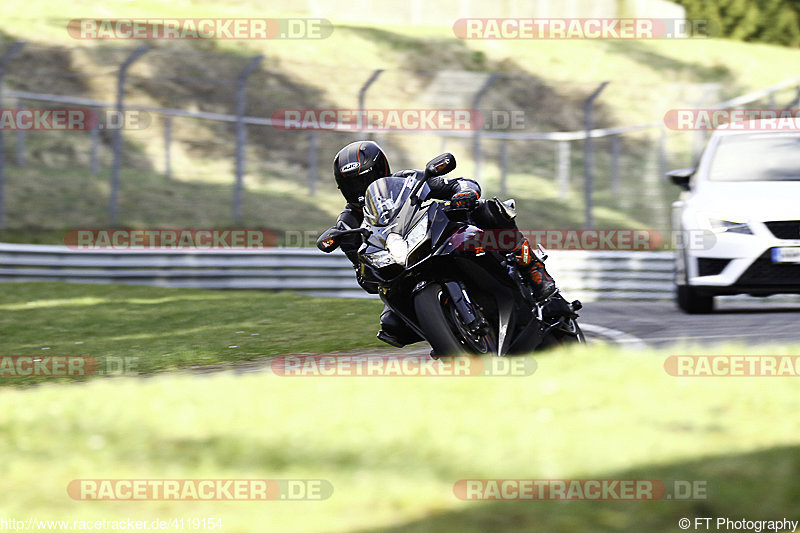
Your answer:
708,133 -> 800,181
363,176 -> 430,227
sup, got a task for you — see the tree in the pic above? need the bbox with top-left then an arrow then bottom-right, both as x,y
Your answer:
673,0 -> 800,46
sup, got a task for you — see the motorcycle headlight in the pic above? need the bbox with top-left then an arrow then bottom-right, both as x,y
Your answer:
364,250 -> 395,268
405,217 -> 428,250
364,219 -> 428,268
386,233 -> 408,264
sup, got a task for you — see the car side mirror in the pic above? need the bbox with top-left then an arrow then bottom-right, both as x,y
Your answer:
667,168 -> 695,191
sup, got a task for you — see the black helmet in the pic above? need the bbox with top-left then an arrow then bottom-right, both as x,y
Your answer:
333,140 -> 391,204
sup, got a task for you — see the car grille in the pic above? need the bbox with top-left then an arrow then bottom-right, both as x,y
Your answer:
736,250 -> 800,285
765,221 -> 800,239
697,258 -> 730,277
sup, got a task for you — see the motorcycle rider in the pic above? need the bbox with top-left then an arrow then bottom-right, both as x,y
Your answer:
322,140 -> 556,348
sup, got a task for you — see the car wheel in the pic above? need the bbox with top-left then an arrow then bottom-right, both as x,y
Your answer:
676,284 -> 714,314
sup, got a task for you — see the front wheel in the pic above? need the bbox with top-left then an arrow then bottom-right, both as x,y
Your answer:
413,283 -> 496,356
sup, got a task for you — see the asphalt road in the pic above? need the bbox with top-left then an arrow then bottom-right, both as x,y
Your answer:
336,296 -> 800,356
579,297 -> 800,348
226,297 -> 800,376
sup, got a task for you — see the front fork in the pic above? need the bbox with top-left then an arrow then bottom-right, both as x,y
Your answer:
441,281 -> 489,336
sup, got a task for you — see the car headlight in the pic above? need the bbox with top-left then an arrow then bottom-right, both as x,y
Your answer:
697,213 -> 753,235
364,250 -> 395,268
709,218 -> 753,235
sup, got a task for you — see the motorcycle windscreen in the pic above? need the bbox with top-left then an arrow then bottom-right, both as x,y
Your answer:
363,176 -> 431,227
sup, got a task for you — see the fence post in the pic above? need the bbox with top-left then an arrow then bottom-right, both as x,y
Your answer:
499,141 -> 508,196
308,129 -> 318,195
658,126 -> 667,181
233,55 -> 263,225
89,117 -> 100,174
358,69 -> 383,135
15,129 -> 25,167
691,129 -> 706,163
164,115 -> 172,180
109,45 -> 149,225
14,96 -> 25,166
583,81 -> 608,229
472,73 -> 499,182
0,41 -> 25,229
556,140 -> 570,200
610,134 -> 621,195
691,84 -> 718,163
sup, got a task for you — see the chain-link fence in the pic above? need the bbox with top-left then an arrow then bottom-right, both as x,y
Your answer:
1,41 -> 799,241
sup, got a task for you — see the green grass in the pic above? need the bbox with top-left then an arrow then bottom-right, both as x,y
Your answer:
0,343 -> 798,532
0,279 -> 798,532
0,282 -> 384,385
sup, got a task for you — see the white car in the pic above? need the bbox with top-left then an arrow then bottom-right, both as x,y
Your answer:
670,123 -> 800,313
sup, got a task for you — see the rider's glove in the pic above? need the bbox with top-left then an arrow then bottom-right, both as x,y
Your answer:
446,190 -> 479,211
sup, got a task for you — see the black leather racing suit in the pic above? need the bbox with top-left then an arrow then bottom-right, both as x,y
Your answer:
333,169 -> 521,346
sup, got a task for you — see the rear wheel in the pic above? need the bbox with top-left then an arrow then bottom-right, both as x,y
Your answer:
413,283 -> 496,356
677,284 -> 714,314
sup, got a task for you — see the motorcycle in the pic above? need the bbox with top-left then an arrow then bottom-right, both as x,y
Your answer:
318,153 -> 584,356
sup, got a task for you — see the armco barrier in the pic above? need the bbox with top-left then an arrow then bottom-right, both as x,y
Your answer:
0,243 -> 675,301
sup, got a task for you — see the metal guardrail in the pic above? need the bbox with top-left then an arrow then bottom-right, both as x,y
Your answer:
0,243 -> 675,301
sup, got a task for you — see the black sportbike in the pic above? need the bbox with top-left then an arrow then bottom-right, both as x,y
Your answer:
318,153 -> 584,356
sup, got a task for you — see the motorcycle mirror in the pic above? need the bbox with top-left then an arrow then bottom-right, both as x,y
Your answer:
316,227 -> 371,253
411,153 -> 457,206
316,228 -> 341,253
423,153 -> 456,180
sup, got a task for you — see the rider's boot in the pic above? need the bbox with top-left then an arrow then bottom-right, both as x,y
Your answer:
515,238 -> 556,301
